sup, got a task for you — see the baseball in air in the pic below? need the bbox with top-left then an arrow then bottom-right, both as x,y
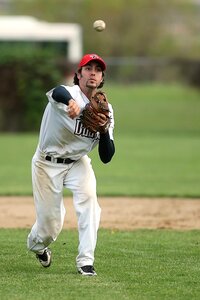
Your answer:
93,20 -> 106,32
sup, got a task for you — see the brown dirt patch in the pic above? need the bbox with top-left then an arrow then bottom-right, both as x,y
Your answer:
1,196 -> 200,230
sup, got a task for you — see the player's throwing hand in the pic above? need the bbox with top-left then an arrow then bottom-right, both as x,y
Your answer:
68,99 -> 81,119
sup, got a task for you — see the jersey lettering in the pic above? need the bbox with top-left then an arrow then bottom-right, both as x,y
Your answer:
75,119 -> 99,139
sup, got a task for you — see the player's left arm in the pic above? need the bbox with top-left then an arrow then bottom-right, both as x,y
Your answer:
52,85 -> 80,119
98,132 -> 115,163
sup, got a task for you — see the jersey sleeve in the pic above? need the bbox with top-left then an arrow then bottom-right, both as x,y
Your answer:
52,86 -> 73,105
46,87 -> 70,113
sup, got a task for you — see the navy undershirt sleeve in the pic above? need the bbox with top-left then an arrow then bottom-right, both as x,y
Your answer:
52,86 -> 73,105
98,131 -> 115,164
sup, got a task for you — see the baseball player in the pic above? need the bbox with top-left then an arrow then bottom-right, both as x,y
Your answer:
27,54 -> 115,276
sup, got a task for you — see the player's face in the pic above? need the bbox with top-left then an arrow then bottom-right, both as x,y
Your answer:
78,62 -> 103,90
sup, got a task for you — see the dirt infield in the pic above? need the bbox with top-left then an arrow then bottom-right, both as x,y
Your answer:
1,196 -> 200,230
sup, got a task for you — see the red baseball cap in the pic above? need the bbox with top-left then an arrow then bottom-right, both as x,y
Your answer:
78,54 -> 106,71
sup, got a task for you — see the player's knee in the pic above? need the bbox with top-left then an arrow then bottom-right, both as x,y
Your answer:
81,183 -> 96,199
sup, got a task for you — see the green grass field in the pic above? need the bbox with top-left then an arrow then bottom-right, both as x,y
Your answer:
0,83 -> 200,197
1,83 -> 200,300
1,229 -> 200,300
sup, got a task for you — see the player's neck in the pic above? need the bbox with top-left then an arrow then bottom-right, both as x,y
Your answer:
81,87 -> 97,101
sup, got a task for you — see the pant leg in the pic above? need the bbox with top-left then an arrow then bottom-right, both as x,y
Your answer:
64,155 -> 101,268
27,155 -> 67,253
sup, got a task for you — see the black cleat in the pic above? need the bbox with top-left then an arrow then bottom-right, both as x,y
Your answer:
78,265 -> 97,276
36,248 -> 52,268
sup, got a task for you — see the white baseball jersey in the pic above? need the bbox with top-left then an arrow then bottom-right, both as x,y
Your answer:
36,85 -> 114,161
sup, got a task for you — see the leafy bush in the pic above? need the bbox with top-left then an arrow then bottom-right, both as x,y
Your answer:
0,42 -> 68,131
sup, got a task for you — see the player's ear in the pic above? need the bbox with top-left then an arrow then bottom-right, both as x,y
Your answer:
77,69 -> 82,80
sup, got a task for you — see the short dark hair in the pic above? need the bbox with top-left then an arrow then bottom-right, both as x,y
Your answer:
73,69 -> 105,89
